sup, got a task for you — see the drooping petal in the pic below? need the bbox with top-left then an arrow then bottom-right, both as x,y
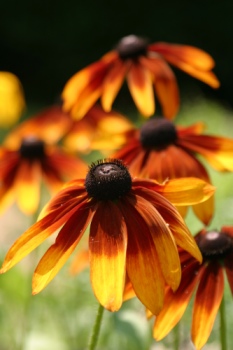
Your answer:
129,194 -> 181,291
140,56 -> 179,119
177,134 -> 233,171
119,197 -> 165,315
149,42 -> 220,88
0,197 -> 86,272
127,62 -> 155,117
154,260 -> 203,340
192,263 -> 224,350
89,201 -> 127,311
101,59 -> 128,111
133,187 -> 202,263
192,195 -> 214,226
32,202 -> 93,294
154,177 -> 215,206
224,252 -> 233,294
14,160 -> 41,214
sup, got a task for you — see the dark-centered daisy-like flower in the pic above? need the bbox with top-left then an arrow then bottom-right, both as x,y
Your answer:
153,227 -> 233,350
0,159 -> 215,313
113,118 -> 233,224
0,71 -> 25,127
62,35 -> 220,119
0,118 -> 87,214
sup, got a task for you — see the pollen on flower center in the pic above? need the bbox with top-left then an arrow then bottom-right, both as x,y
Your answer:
85,159 -> 132,200
196,230 -> 233,261
19,136 -> 45,159
140,118 -> 178,150
115,35 -> 149,60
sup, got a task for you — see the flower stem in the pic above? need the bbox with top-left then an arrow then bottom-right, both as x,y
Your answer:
220,294 -> 227,350
173,323 -> 180,350
88,303 -> 104,350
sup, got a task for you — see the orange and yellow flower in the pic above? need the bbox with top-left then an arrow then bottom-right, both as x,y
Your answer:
0,110 -> 87,214
113,118 -> 233,224
0,71 -> 25,127
63,104 -> 134,154
0,159 -> 214,313
62,35 -> 219,120
153,227 -> 233,350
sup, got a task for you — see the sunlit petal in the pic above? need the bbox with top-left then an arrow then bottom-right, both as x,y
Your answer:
89,201 -> 127,311
192,263 -> 224,350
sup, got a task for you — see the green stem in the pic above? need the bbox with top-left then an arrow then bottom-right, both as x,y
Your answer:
173,323 -> 180,350
88,303 -> 105,350
220,294 -> 227,350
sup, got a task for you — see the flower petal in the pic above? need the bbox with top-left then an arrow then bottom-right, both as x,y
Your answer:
101,59 -> 128,111
154,259 -> 203,340
1,197 -> 86,272
32,202 -> 93,294
192,195 -> 214,225
133,187 -> 202,263
149,42 -> 220,88
140,56 -> 179,119
129,194 -> 181,291
14,160 -> 41,214
192,263 -> 224,350
155,177 -> 215,206
89,201 -> 127,311
127,62 -> 155,117
119,197 -> 165,315
69,248 -> 89,275
224,253 -> 233,294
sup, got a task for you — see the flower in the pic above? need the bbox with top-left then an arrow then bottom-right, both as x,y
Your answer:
62,35 -> 220,119
153,227 -> 233,350
0,159 -> 214,313
0,111 -> 87,214
63,104 -> 134,154
113,117 -> 233,224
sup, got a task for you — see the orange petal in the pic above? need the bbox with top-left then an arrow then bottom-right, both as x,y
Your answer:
192,263 -> 224,350
127,62 -> 155,117
101,59 -> 128,111
133,187 -> 202,263
140,56 -> 179,120
14,160 -> 41,214
89,201 -> 127,311
0,199 -> 85,272
156,177 -> 215,206
154,260 -> 203,340
192,195 -> 214,225
119,197 -> 165,315
32,202 -> 92,294
149,43 -> 220,88
225,254 -> 233,294
131,194 -> 181,291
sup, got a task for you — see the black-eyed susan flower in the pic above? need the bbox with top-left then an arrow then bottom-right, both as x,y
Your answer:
0,71 -> 25,127
63,104 -> 134,154
62,35 -> 220,120
1,159 -> 214,313
153,227 -> 233,350
113,117 -> 233,224
0,113 -> 87,214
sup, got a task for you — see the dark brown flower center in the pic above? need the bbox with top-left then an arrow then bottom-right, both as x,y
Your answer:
85,159 -> 132,200
115,35 -> 149,60
196,230 -> 233,261
19,136 -> 45,159
140,118 -> 177,150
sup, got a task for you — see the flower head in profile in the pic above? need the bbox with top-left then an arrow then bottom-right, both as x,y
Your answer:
0,159 -> 215,313
113,117 -> 233,224
0,111 -> 87,214
62,35 -> 219,119
153,227 -> 233,350
0,71 -> 25,127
